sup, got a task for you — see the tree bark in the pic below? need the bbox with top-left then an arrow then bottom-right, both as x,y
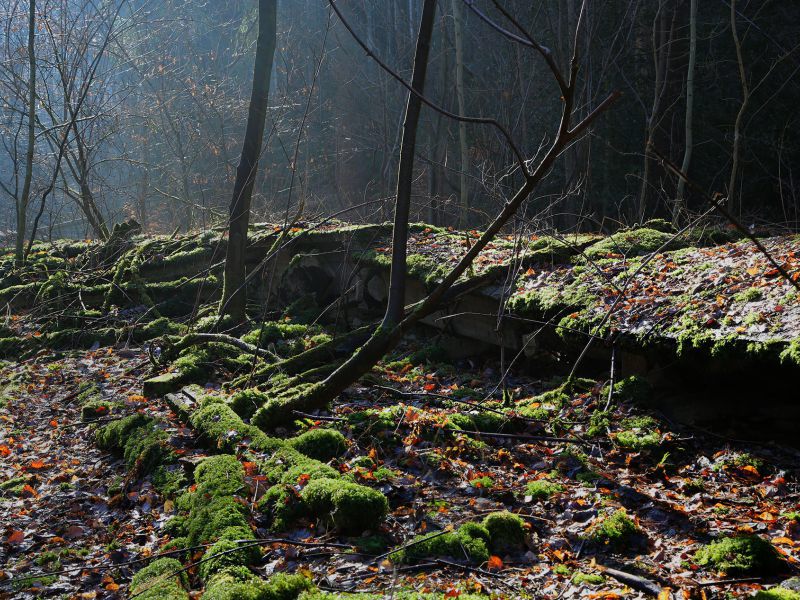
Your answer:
219,0 -> 277,323
673,0 -> 696,226
728,0 -> 749,218
16,0 -> 36,266
384,0 -> 437,327
451,0 -> 469,228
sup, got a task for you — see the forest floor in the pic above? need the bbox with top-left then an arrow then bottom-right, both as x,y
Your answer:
1,334 -> 799,599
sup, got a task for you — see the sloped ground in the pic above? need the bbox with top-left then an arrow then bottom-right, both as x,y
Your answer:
1,335 -> 799,599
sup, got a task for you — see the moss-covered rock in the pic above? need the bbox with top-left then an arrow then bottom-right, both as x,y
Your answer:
95,414 -> 172,475
390,523 -> 491,565
586,509 -> 641,549
694,535 -> 787,575
286,428 -> 347,462
301,478 -> 388,534
482,511 -> 526,553
129,557 -> 189,600
584,227 -> 685,259
203,568 -> 315,600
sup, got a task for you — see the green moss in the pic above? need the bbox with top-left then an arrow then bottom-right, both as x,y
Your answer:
587,509 -> 641,548
95,414 -> 172,474
572,572 -> 605,586
525,480 -> 565,501
129,557 -> 189,600
230,388 -> 270,418
448,411 -> 512,433
780,339 -> 800,366
391,523 -> 491,564
584,227 -> 684,259
194,455 -> 246,499
610,376 -> 652,404
735,287 -> 763,303
203,568 -> 315,600
80,399 -> 123,422
694,535 -> 787,575
286,428 -> 347,462
482,511 -> 526,553
300,478 -> 388,534
198,536 -> 261,581
298,592 -> 487,600
0,336 -> 25,359
753,589 -> 800,600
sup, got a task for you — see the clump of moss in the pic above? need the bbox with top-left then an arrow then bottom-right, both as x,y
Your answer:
572,572 -> 605,586
587,509 -> 641,548
203,568 -> 315,600
129,557 -> 189,600
482,511 -> 526,553
95,414 -> 172,475
391,523 -> 491,564
301,478 -> 389,534
735,287 -> 763,303
525,480 -> 565,501
448,411 -> 513,434
198,536 -> 262,581
694,535 -> 786,575
191,398 -> 387,534
584,227 -> 684,259
608,375 -> 652,404
753,589 -> 800,600
611,415 -> 661,451
80,399 -> 123,422
287,428 -> 347,462
230,388 -> 269,419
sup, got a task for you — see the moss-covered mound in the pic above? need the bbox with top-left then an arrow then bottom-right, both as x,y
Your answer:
390,511 -> 526,564
189,397 -> 387,534
694,535 -> 787,575
586,509 -> 642,549
129,558 -> 189,600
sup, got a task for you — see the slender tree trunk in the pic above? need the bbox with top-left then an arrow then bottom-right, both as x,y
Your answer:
219,0 -> 277,323
728,0 -> 749,218
673,0 -> 696,226
450,0 -> 469,228
384,0 -> 438,327
16,0 -> 36,265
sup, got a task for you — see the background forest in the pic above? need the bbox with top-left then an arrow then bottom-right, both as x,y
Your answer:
2,0 -> 799,243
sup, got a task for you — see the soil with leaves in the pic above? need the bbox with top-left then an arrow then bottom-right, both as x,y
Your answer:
1,332 -> 799,600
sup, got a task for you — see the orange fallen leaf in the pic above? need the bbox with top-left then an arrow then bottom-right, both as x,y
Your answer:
21,484 -> 38,498
757,511 -> 776,522
746,266 -> 759,276
773,537 -> 794,546
29,460 -> 47,470
6,530 -> 24,544
0,445 -> 10,457
49,419 -> 58,428
487,555 -> 503,570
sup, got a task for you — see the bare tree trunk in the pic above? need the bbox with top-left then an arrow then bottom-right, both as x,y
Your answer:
16,0 -> 36,265
384,0 -> 437,326
451,0 -> 469,228
673,0 -> 696,226
728,0 -> 749,218
638,1 -> 674,222
219,0 -> 277,323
